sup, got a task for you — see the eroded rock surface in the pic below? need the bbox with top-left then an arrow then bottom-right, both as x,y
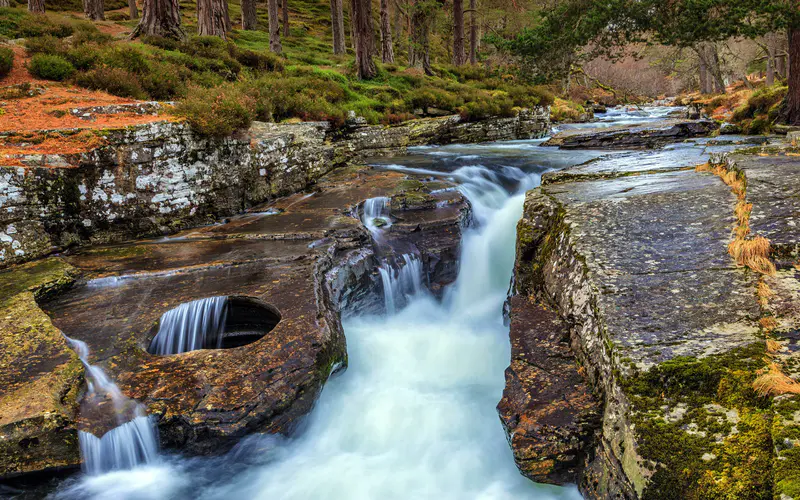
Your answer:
0,165 -> 469,477
543,119 -> 718,150
509,146 -> 780,498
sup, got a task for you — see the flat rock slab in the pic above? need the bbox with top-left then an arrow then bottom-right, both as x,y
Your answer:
725,150 -> 800,259
543,120 -> 718,150
512,155 -> 766,497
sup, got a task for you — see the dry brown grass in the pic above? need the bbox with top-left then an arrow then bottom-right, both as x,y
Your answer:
753,362 -> 800,396
766,338 -> 783,353
734,201 -> 752,226
757,281 -> 775,307
760,316 -> 779,332
728,237 -> 777,275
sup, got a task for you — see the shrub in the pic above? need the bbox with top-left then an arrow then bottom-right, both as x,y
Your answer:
0,47 -> 13,78
172,84 -> 256,136
65,44 -> 101,70
72,23 -> 114,45
458,97 -> 515,121
404,87 -> 460,113
139,63 -> 186,100
28,53 -> 74,81
72,67 -> 146,98
141,35 -> 180,51
17,15 -> 73,38
104,45 -> 151,74
231,47 -> 283,72
25,35 -> 67,55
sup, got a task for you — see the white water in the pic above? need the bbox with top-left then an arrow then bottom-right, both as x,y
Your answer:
64,337 -> 159,476
148,296 -> 229,355
54,161 -> 577,500
361,196 -> 392,234
378,253 -> 426,314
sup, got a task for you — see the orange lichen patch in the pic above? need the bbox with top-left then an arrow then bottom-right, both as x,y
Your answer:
753,363 -> 800,396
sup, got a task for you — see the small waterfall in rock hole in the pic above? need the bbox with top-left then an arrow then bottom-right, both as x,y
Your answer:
361,197 -> 392,234
148,296 -> 228,355
378,254 -> 425,314
64,336 -> 159,475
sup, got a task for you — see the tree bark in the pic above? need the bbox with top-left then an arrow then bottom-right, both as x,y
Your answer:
380,0 -> 394,63
28,0 -> 45,13
268,0 -> 282,53
698,47 -> 709,94
132,0 -> 184,39
778,52 -> 787,79
452,0 -> 465,65
197,0 -> 228,37
766,33 -> 777,86
709,47 -> 725,93
83,0 -> 105,20
0,0 -> 10,7
330,0 -> 346,54
129,0 -> 139,19
282,0 -> 289,37
410,2 -> 433,75
788,28 -> 800,124
242,0 -> 257,29
352,0 -> 376,78
468,0 -> 476,64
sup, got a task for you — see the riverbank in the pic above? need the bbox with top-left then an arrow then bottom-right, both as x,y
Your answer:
509,120 -> 800,498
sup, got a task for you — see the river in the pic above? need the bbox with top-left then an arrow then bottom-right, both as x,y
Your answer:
50,106 -> 749,500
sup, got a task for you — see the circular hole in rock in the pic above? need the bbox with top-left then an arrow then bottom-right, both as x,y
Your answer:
147,296 -> 281,355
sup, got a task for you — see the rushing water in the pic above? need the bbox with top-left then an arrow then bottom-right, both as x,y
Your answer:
64,337 -> 159,477
148,296 -> 229,355
52,106 -> 754,500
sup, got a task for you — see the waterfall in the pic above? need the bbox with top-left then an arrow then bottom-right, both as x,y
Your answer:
148,296 -> 228,355
64,337 -> 159,476
378,254 -> 425,314
361,197 -> 392,234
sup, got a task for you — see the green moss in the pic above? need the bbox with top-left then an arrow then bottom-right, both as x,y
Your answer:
622,344 -> 773,499
0,258 -> 77,308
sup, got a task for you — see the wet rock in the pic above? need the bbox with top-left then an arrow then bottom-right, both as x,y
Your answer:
0,259 -> 84,478
509,162 -> 767,498
0,110 -> 548,268
543,119 -> 718,149
498,298 -> 600,484
0,164 -> 470,477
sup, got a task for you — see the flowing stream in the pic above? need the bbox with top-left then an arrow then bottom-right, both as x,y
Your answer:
51,106 -> 756,500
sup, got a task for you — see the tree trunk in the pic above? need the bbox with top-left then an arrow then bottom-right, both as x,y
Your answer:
352,0 -> 376,78
766,33 -> 777,86
268,0 -> 282,53
710,47 -> 725,93
282,0 -> 289,37
452,0 -> 465,65
778,52 -> 787,79
330,0 -> 346,54
380,0 -> 394,63
0,0 -> 10,7
410,2 -> 433,75
469,0 -> 477,64
241,0 -> 257,29
788,28 -> 800,124
698,47 -> 709,94
28,0 -> 45,13
129,0 -> 139,19
132,0 -> 184,39
83,0 -> 105,20
197,0 -> 228,37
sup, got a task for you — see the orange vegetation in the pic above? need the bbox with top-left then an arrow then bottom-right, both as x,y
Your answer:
753,362 -> 800,397
1,45 -> 172,159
